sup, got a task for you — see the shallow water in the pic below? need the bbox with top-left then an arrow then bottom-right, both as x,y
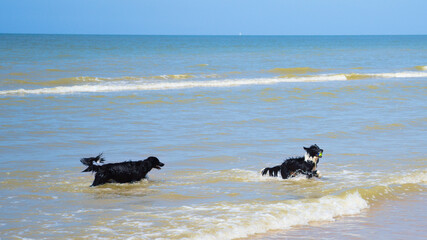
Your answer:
0,35 -> 426,239
248,191 -> 427,240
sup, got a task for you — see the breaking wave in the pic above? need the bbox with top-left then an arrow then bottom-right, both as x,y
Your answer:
414,65 -> 427,71
1,71 -> 426,95
161,192 -> 369,240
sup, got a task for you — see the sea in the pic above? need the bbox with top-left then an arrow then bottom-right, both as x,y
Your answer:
0,34 -> 426,239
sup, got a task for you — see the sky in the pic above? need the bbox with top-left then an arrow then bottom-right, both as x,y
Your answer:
0,0 -> 426,35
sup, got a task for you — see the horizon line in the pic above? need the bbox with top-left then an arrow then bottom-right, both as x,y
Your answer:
1,32 -> 427,37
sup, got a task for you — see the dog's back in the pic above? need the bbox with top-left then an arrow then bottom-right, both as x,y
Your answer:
81,155 -> 164,187
280,156 -> 315,178
96,161 -> 149,183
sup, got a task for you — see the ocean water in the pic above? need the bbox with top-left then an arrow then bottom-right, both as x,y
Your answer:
0,34 -> 426,239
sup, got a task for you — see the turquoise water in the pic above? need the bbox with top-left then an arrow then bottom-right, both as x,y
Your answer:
0,35 -> 426,239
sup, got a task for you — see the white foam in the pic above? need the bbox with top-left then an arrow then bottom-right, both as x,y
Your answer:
388,170 -> 427,185
0,76 -> 345,95
372,71 -> 427,79
123,192 -> 368,239
198,168 -> 286,182
1,71 -> 426,95
178,192 -> 368,240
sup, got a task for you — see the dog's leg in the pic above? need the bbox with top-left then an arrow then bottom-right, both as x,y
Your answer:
281,168 -> 291,179
261,168 -> 270,176
262,166 -> 281,177
273,166 -> 281,177
91,172 -> 109,187
312,170 -> 321,178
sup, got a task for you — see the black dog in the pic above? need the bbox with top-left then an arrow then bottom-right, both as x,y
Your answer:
80,153 -> 164,186
262,144 -> 323,179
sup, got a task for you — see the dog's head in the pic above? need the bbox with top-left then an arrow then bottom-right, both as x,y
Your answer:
147,156 -> 165,170
303,144 -> 323,163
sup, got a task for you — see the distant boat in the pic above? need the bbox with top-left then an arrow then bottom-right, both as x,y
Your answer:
239,32 -> 242,36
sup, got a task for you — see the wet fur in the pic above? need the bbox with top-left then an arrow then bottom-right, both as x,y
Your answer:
262,145 -> 323,179
80,154 -> 164,187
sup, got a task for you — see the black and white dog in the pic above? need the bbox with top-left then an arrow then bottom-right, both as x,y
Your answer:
262,144 -> 323,179
80,153 -> 164,186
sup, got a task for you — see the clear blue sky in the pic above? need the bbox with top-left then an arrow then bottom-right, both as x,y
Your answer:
1,0 -> 426,35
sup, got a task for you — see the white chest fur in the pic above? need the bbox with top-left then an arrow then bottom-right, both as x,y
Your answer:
304,153 -> 319,171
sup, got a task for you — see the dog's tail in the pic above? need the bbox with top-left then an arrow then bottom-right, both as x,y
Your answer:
261,167 -> 270,176
261,165 -> 281,177
80,153 -> 105,172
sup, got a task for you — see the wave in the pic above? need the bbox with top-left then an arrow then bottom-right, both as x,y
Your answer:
148,74 -> 195,80
368,71 -> 427,78
387,169 -> 427,185
176,192 -> 369,240
414,65 -> 427,71
0,76 -> 347,95
1,71 -> 427,95
5,76 -> 138,87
